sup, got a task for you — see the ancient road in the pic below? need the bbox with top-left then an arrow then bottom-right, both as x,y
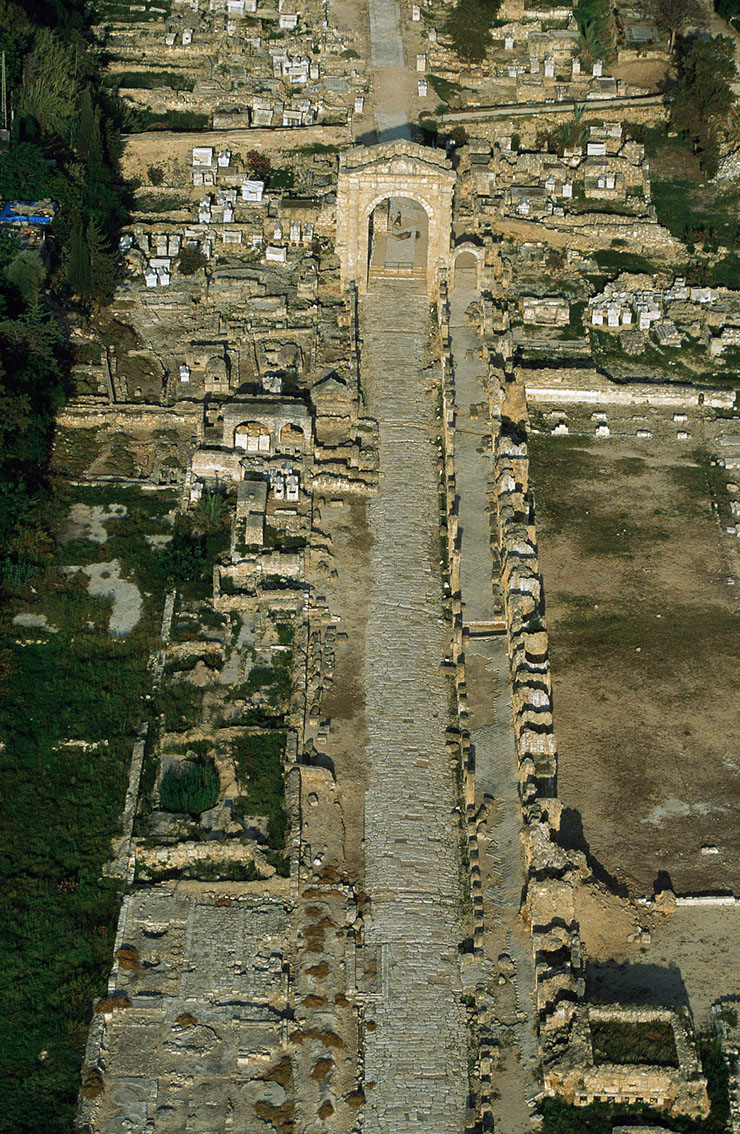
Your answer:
361,279 -> 468,1132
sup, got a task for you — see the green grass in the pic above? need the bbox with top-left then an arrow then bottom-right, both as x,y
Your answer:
94,0 -> 171,21
590,1019 -> 678,1066
157,682 -> 204,733
529,435 -> 669,557
233,731 -> 288,853
126,109 -> 210,133
159,756 -> 219,814
231,651 -> 293,710
0,558 -> 164,1132
134,193 -> 192,214
541,1035 -> 730,1133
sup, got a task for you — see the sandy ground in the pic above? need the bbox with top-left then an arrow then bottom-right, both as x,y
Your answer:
529,431 -> 740,897
62,502 -> 128,544
316,498 -> 373,883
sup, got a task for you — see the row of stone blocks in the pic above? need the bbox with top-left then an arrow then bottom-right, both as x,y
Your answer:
437,277 -> 495,1133
489,319 -> 586,1056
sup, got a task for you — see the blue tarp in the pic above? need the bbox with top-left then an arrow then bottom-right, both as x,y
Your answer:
0,201 -> 56,225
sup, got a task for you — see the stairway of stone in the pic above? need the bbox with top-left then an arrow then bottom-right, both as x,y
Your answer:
359,279 -> 469,1134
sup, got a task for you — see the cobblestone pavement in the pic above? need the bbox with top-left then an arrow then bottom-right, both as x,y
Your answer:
360,280 -> 469,1134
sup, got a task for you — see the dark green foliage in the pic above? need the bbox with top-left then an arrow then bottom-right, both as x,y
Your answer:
0,141 -> 59,200
0,0 -> 130,588
159,757 -> 219,814
113,71 -> 195,91
233,731 -> 288,851
670,34 -> 737,174
159,527 -> 207,586
0,584 -> 160,1133
443,0 -> 503,61
268,166 -> 296,191
574,0 -> 615,59
157,682 -> 204,733
177,246 -> 207,275
126,108 -> 209,132
716,0 -> 740,27
147,165 -> 165,185
542,1033 -> 731,1133
5,250 -> 46,303
707,252 -> 740,287
590,1019 -> 678,1066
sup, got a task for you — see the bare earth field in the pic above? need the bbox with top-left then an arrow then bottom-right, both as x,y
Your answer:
529,430 -> 740,897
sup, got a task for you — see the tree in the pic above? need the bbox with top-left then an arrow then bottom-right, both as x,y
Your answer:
671,33 -> 737,174
652,0 -> 707,49
0,141 -> 53,200
86,218 -> 116,305
65,219 -> 116,305
16,27 -> 79,139
64,220 -> 91,298
5,250 -> 46,304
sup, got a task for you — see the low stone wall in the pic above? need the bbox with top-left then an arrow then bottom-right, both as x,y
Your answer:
525,374 -> 736,411
490,320 -> 710,1120
436,275 -> 494,1129
544,1004 -> 709,1119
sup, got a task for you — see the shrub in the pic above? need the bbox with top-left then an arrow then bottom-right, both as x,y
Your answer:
246,149 -> 271,181
147,164 -> 165,185
177,246 -> 207,275
159,757 -> 219,813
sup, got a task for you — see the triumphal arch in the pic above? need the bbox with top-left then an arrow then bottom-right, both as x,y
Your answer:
335,140 -> 456,296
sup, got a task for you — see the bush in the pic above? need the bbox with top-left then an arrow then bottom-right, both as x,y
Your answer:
147,164 -> 165,185
246,150 -> 271,181
177,246 -> 207,275
159,757 -> 219,813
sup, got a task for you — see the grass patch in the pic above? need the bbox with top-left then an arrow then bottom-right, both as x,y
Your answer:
529,435 -> 668,556
126,108 -> 210,133
233,731 -> 288,852
159,756 -> 219,814
590,1018 -> 678,1066
157,682 -> 204,733
0,573 -> 163,1130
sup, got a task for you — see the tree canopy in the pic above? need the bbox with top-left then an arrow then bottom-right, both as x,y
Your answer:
670,33 -> 738,174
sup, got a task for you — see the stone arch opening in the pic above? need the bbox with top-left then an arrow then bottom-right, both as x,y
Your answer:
451,242 -> 486,290
336,141 -> 456,297
367,195 -> 430,285
279,422 -> 305,452
234,421 -> 271,452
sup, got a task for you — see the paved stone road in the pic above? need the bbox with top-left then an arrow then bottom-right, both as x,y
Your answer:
361,280 -> 468,1134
